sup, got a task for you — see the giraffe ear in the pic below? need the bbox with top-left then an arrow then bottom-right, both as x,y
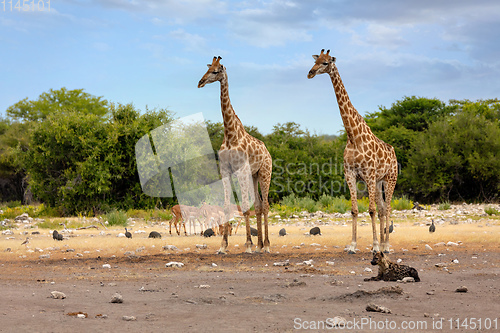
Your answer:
312,55 -> 319,60
331,57 -> 336,63
207,64 -> 211,68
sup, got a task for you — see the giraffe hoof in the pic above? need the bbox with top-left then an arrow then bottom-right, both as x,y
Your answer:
217,249 -> 227,255
347,250 -> 356,254
383,250 -> 390,254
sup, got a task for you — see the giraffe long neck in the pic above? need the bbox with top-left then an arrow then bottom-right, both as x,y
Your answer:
329,66 -> 370,141
220,74 -> 245,145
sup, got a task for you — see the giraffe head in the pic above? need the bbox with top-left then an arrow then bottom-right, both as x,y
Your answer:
198,56 -> 226,88
307,49 -> 336,79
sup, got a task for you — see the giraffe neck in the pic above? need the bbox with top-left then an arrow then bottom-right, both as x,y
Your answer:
328,66 -> 371,142
220,73 -> 245,146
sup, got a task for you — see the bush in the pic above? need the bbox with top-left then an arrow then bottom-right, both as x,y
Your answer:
484,206 -> 500,216
105,210 -> 128,226
438,201 -> 451,210
391,196 -> 413,210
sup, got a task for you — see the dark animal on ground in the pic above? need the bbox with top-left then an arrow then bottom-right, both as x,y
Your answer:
148,231 -> 162,239
309,227 -> 321,235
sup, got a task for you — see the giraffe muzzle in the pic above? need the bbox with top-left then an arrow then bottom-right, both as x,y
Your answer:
307,70 -> 316,79
198,80 -> 205,88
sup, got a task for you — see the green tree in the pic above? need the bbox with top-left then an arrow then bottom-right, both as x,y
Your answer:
404,104 -> 500,201
20,103 -> 174,215
6,87 -> 109,123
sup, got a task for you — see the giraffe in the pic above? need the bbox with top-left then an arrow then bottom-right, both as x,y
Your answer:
198,56 -> 272,254
307,49 -> 398,254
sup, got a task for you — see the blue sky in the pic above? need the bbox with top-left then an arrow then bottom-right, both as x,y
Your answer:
1,0 -> 499,135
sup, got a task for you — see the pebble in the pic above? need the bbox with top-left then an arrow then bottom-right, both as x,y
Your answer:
366,303 -> 391,313
51,291 -> 66,299
163,245 -> 179,251
102,264 -> 111,269
364,267 -> 372,272
122,316 -> 136,321
110,293 -> 123,303
326,261 -> 335,266
398,277 -> 415,283
425,244 -> 433,251
196,244 -> 207,249
39,254 -> 50,259
165,262 -> 184,268
273,261 -> 290,266
455,286 -> 468,293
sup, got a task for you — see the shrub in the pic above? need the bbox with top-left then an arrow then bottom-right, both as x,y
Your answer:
328,196 -> 350,214
391,195 -> 413,210
105,210 -> 128,226
484,206 -> 500,216
438,201 -> 451,210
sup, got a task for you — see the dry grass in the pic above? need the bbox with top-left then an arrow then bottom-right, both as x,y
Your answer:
1,217 -> 499,261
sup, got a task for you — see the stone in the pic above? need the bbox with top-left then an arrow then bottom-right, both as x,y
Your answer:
446,241 -> 459,246
102,264 -> 111,269
398,277 -> 415,283
122,316 -> 136,321
425,244 -> 433,251
51,291 -> 66,299
455,286 -> 468,293
39,254 -> 50,259
163,245 -> 179,251
366,303 -> 391,313
196,244 -> 207,249
110,293 -> 123,303
165,262 -> 184,268
273,261 -> 290,267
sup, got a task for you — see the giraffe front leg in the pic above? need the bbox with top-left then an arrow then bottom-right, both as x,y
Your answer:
367,179 -> 380,253
382,177 -> 397,253
345,171 -> 359,254
244,215 -> 253,253
218,222 -> 229,254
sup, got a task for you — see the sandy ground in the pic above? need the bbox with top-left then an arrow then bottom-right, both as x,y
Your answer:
1,211 -> 499,332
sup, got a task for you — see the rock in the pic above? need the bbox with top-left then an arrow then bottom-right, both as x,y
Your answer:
455,286 -> 468,293
15,213 -> 30,222
76,253 -> 83,257
434,242 -> 446,247
398,277 -> 415,283
163,245 -> 178,251
122,316 -> 136,321
364,267 -> 372,273
39,254 -> 50,259
285,279 -> 306,287
211,263 -> 217,267
330,317 -> 347,327
326,261 -> 335,266
51,291 -> 66,299
446,241 -> 459,246
77,314 -> 86,319
124,251 -> 135,256
426,291 -> 435,295
1,230 -> 13,235
366,303 -> 391,313
102,264 -> 111,269
165,262 -> 184,268
117,233 -> 126,238
425,244 -> 433,251
303,259 -> 314,266
273,261 -> 290,267
435,263 -> 447,268
198,285 -> 210,289
110,293 -> 123,303
196,244 -> 207,249
452,259 -> 459,264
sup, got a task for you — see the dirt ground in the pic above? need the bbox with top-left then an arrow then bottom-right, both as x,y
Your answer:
1,238 -> 499,333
